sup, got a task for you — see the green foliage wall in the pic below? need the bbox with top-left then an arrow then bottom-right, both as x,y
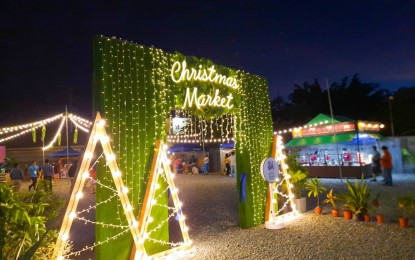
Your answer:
93,35 -> 272,259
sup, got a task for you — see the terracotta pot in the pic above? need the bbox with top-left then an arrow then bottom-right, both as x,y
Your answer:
363,214 -> 371,222
331,209 -> 339,218
399,217 -> 409,228
376,214 -> 385,224
343,210 -> 353,220
315,207 -> 322,215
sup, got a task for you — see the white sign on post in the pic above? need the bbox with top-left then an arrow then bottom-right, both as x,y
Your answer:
260,157 -> 284,230
260,157 -> 279,183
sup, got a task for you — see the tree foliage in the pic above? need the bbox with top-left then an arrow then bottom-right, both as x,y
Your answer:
272,74 -> 415,136
0,184 -> 66,259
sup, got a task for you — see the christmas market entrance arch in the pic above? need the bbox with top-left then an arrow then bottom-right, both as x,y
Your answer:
92,36 -> 273,259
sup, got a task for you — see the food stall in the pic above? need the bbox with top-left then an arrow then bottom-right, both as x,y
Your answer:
284,114 -> 384,178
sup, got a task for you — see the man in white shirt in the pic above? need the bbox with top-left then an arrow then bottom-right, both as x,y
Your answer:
229,151 -> 237,177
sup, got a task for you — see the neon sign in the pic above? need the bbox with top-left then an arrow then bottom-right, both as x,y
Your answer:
182,87 -> 234,109
171,60 -> 239,89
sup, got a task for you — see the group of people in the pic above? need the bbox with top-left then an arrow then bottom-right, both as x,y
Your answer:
172,154 -> 206,175
371,145 -> 393,186
171,152 -> 236,176
28,159 -> 55,192
224,151 -> 237,177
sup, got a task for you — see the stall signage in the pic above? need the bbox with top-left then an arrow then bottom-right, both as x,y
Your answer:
299,122 -> 355,138
260,158 -> 279,183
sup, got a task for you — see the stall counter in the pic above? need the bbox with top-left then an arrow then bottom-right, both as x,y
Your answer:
304,164 -> 372,178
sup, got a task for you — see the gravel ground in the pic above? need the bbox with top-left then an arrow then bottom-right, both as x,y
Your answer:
51,173 -> 415,259
173,173 -> 415,260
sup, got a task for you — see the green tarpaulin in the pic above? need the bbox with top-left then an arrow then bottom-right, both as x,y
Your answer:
305,113 -> 353,126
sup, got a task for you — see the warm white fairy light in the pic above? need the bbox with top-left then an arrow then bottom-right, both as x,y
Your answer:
53,113 -> 143,259
0,113 -> 63,134
82,172 -> 90,179
42,117 -> 66,150
68,116 -> 90,133
69,212 -> 77,219
92,36 -> 274,257
276,119 -> 384,136
128,140 -> 191,259
0,113 -> 91,145
265,134 -> 301,229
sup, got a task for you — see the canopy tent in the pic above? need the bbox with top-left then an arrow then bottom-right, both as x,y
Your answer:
167,143 -> 204,153
286,133 -> 384,147
49,147 -> 81,157
220,141 -> 234,150
305,113 -> 352,126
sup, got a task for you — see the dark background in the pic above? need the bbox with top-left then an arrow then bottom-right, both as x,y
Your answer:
1,1 -> 414,125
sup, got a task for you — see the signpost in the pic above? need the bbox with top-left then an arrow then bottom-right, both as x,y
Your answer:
260,157 -> 285,230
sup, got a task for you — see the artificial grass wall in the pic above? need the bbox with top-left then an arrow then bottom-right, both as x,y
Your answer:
93,35 -> 272,259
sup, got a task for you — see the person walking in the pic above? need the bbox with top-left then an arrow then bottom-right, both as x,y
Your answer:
28,161 -> 39,191
203,153 -> 209,175
42,159 -> 54,192
229,151 -> 237,177
380,146 -> 393,186
10,163 -> 24,192
224,153 -> 231,176
370,146 -> 382,181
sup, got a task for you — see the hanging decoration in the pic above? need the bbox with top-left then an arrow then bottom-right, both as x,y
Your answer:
41,125 -> 46,142
32,128 -> 36,143
57,132 -> 62,146
0,113 -> 92,147
73,128 -> 78,144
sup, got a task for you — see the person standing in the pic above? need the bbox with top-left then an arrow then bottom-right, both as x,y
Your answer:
68,160 -> 78,187
229,151 -> 237,177
342,148 -> 352,166
88,166 -> 97,194
203,153 -> 209,175
28,161 -> 39,191
10,163 -> 24,192
370,146 -> 382,181
42,159 -> 54,192
173,157 -> 181,174
224,153 -> 230,176
380,146 -> 393,186
0,170 -> 6,184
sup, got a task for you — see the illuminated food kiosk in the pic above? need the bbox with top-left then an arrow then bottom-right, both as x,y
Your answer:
283,114 -> 384,178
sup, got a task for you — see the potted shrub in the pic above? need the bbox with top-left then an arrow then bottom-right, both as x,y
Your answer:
305,178 -> 326,214
286,154 -> 309,213
341,177 -> 371,221
323,189 -> 339,217
397,194 -> 415,228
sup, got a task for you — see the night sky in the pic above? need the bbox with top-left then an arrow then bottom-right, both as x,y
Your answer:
1,1 -> 414,124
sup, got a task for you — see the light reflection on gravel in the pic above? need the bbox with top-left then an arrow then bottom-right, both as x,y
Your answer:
172,173 -> 415,259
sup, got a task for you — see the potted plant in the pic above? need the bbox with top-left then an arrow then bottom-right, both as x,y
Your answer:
397,194 -> 415,228
305,178 -> 326,214
341,177 -> 371,221
369,193 -> 384,224
323,189 -> 339,217
286,154 -> 309,213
